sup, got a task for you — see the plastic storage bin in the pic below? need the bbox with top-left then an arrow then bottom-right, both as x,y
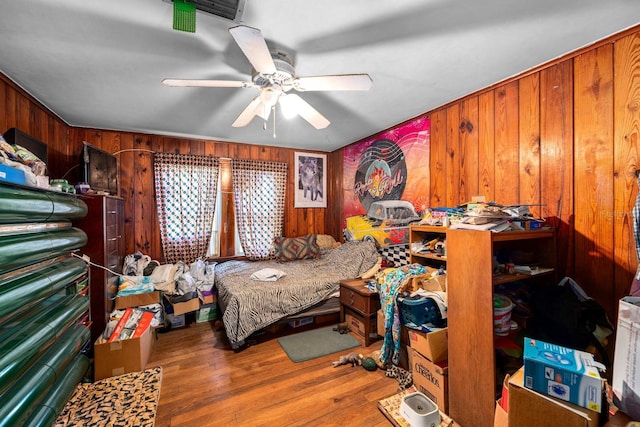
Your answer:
398,295 -> 446,328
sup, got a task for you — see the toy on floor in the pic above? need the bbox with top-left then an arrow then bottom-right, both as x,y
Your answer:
386,364 -> 413,389
332,323 -> 351,334
332,351 -> 362,367
361,356 -> 377,371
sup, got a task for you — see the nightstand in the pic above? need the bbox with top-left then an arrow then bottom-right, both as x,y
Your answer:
339,278 -> 381,346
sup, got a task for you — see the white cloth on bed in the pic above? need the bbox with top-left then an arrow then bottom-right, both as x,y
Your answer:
250,268 -> 287,281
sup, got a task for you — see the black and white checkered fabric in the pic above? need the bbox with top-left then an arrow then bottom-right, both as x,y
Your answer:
378,244 -> 410,267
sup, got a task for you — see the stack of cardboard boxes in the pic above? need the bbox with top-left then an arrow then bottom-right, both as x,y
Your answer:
406,321 -> 449,413
494,338 -> 603,427
94,288 -> 218,380
93,292 -> 161,380
387,272 -> 450,413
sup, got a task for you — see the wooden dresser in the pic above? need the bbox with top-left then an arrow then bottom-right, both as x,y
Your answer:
73,194 -> 125,341
339,278 -> 381,346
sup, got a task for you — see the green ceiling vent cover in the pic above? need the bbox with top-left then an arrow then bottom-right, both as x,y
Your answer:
173,0 -> 196,33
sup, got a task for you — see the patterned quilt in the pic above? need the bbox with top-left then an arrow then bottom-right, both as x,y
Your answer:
215,240 -> 379,349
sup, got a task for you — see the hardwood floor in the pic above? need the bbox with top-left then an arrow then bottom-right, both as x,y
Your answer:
147,320 -> 400,426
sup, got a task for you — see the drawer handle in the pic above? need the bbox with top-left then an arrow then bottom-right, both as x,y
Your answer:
350,298 -> 355,305
349,291 -> 354,297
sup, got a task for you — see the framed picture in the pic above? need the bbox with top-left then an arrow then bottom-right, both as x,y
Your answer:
294,152 -> 327,208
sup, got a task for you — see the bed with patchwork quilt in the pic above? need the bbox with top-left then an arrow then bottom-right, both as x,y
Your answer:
215,239 -> 379,349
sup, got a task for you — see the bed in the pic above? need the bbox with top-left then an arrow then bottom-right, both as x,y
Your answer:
215,240 -> 379,349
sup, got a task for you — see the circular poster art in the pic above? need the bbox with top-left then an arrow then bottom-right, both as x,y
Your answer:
353,139 -> 407,211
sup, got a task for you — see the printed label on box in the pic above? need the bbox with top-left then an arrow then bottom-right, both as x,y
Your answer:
523,337 -> 604,412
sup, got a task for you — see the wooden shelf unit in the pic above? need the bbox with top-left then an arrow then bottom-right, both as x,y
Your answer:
446,228 -> 556,427
408,224 -> 448,266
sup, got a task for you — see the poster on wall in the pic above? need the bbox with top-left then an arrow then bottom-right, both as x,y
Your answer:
343,116 -> 430,247
295,152 -> 327,208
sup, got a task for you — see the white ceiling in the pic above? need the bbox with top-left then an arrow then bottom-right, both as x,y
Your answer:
1,1 -> 639,152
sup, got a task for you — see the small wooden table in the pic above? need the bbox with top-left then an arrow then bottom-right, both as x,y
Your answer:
339,278 -> 381,346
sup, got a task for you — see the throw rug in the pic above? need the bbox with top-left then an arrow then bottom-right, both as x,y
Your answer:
277,325 -> 361,363
55,366 -> 162,427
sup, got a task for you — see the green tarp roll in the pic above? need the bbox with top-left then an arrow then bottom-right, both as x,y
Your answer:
21,353 -> 90,427
0,257 -> 87,322
0,185 -> 87,223
0,323 -> 90,427
0,295 -> 89,394
0,228 -> 87,273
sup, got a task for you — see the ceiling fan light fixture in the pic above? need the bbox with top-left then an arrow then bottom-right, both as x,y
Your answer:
259,85 -> 281,109
278,94 -> 297,119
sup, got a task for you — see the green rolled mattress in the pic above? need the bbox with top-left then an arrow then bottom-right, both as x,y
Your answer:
0,227 -> 87,273
0,184 -> 87,223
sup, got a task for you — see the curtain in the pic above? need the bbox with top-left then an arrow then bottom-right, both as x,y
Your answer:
153,153 -> 219,264
231,159 -> 287,260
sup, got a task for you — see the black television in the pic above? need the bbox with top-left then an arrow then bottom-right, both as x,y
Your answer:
80,142 -> 118,195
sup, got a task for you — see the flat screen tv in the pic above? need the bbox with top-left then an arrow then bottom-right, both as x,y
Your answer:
80,142 -> 118,195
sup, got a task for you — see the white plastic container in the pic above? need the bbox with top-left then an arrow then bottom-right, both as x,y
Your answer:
493,294 -> 513,335
399,391 -> 441,427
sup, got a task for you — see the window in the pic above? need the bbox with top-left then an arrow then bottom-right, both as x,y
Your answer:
207,159 -> 243,258
153,153 -> 219,264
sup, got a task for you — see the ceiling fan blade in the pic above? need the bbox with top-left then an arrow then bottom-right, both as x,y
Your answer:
228,25 -> 277,75
280,94 -> 330,129
162,78 -> 253,88
232,96 -> 263,127
293,74 -> 372,91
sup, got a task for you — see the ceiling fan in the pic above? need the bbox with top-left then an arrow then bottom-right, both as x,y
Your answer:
162,25 -> 372,130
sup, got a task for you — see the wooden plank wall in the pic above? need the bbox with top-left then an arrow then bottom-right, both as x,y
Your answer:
0,75 -> 70,179
2,27 -> 640,320
65,129 -> 331,263
352,28 -> 640,320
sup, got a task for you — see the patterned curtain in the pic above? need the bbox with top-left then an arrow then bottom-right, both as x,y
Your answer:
231,159 -> 287,260
153,153 -> 219,264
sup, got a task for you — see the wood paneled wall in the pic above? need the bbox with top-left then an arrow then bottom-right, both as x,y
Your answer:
2,26 -> 640,320
352,27 -> 640,319
65,129 -> 332,263
0,75 -> 70,179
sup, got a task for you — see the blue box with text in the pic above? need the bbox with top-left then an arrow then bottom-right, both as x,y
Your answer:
523,337 -> 604,411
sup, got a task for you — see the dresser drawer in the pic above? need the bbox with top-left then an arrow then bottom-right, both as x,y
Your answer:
340,286 -> 380,315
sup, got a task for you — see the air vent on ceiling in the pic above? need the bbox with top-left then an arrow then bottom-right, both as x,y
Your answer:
165,0 -> 245,22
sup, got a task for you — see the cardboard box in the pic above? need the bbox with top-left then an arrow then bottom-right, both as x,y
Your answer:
115,291 -> 161,310
94,322 -> 154,380
197,288 -> 217,304
523,338 -> 604,412
345,313 -> 377,344
165,295 -> 200,316
196,303 -> 217,323
407,326 -> 448,363
408,347 -> 448,413
612,296 -> 640,420
0,164 -> 26,185
494,398 -> 508,427
507,367 -> 599,427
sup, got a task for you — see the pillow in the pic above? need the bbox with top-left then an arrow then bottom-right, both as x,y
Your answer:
274,234 -> 321,261
315,234 -> 337,249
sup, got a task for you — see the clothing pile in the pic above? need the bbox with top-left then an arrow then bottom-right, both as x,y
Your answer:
119,252 -> 216,297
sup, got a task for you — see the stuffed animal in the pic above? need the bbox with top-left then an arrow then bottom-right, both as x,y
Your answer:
332,323 -> 351,334
332,351 -> 362,368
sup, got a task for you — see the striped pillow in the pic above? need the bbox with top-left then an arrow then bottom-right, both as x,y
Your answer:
274,234 -> 320,261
